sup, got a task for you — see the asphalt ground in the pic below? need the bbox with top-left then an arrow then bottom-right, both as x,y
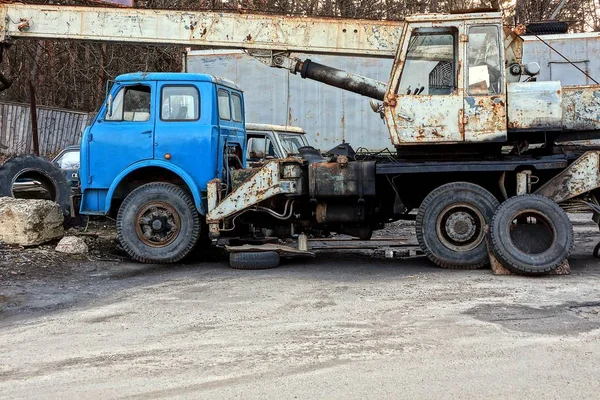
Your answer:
0,216 -> 599,399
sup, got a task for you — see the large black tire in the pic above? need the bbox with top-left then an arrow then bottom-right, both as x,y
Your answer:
525,21 -> 569,35
489,195 -> 573,276
0,154 -> 71,216
117,182 -> 200,263
230,251 -> 280,270
416,182 -> 500,269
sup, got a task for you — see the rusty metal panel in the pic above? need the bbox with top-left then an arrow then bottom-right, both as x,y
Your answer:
389,95 -> 464,144
463,96 -> 507,142
562,86 -> 600,131
187,50 -> 394,151
0,101 -> 93,156
535,151 -> 600,203
1,4 -> 402,56
206,159 -> 303,223
308,160 -> 375,197
507,82 -> 562,130
384,20 -> 466,145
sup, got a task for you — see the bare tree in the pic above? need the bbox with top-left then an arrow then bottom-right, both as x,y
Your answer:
0,0 -> 596,111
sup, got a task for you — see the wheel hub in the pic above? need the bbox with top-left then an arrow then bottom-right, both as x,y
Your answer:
135,202 -> 181,247
445,211 -> 477,243
436,203 -> 485,252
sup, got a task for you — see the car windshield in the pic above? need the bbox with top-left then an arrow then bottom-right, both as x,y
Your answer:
55,150 -> 80,170
278,133 -> 308,156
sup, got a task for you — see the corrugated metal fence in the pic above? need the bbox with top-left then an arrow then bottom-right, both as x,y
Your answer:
0,101 -> 95,156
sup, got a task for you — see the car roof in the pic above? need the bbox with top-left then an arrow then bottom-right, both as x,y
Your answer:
246,123 -> 305,134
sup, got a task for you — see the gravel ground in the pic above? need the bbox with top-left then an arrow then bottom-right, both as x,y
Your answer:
0,216 -> 599,399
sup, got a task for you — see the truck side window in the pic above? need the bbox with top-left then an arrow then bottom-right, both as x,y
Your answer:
398,28 -> 457,96
105,85 -> 151,122
467,26 -> 502,95
161,86 -> 200,121
218,89 -> 231,120
231,93 -> 243,122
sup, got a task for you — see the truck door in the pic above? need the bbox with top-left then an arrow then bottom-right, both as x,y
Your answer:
216,87 -> 246,178
87,83 -> 155,188
387,24 -> 464,144
153,82 -> 215,190
463,24 -> 507,142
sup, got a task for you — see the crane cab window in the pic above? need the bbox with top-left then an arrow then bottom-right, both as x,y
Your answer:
218,89 -> 231,120
398,28 -> 457,96
105,85 -> 151,122
161,86 -> 200,121
467,26 -> 502,95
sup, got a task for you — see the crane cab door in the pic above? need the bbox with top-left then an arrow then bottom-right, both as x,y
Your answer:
462,24 -> 507,142
386,23 -> 465,144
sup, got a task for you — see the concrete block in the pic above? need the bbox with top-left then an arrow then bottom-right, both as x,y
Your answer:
0,197 -> 64,246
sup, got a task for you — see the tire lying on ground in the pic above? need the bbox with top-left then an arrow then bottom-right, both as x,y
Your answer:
0,154 -> 72,216
416,182 -> 500,269
117,182 -> 200,263
230,251 -> 280,270
489,194 -> 574,276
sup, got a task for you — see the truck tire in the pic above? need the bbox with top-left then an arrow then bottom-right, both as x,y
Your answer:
489,195 -> 573,276
0,154 -> 71,216
230,251 -> 280,270
117,182 -> 200,263
416,182 -> 499,269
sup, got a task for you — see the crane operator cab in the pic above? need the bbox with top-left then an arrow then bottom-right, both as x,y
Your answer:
385,12 -> 508,145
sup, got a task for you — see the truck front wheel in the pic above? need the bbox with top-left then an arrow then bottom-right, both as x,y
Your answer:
117,182 -> 200,263
416,182 -> 499,269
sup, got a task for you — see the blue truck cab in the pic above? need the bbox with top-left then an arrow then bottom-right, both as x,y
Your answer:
79,72 -> 246,263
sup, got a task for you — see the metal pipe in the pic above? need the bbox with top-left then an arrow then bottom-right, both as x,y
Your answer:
296,59 -> 387,101
256,200 -> 295,220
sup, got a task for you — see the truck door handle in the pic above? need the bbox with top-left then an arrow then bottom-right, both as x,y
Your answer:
141,130 -> 152,135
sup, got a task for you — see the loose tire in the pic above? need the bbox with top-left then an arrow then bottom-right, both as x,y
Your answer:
230,251 -> 280,270
489,195 -> 573,276
117,182 -> 200,263
0,154 -> 72,216
416,182 -> 499,269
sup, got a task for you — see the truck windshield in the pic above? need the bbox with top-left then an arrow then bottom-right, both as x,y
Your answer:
278,133 -> 308,156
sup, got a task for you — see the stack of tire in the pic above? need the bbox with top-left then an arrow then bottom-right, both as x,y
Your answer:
416,182 -> 573,276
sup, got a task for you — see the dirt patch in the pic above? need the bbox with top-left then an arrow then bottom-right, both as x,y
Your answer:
0,218 -> 124,281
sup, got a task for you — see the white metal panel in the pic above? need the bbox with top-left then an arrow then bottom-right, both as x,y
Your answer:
187,50 -> 393,151
507,82 -> 562,130
1,4 -> 402,56
522,33 -> 600,85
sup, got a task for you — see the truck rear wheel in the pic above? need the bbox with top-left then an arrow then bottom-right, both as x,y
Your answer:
416,182 -> 499,269
489,195 -> 573,276
117,182 -> 200,263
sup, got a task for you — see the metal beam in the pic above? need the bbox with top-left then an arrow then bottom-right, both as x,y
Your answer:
0,4 -> 402,57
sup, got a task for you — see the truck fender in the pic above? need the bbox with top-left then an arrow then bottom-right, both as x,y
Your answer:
105,160 -> 205,215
